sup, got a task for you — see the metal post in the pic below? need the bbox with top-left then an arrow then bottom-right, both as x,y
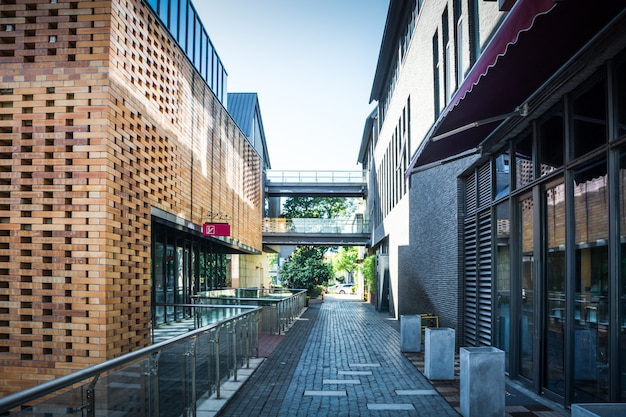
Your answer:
189,336 -> 197,417
231,321 -> 238,382
215,327 -> 221,399
85,374 -> 99,417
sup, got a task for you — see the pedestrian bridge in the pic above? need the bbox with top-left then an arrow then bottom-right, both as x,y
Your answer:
262,217 -> 369,245
265,170 -> 367,197
263,170 -> 369,246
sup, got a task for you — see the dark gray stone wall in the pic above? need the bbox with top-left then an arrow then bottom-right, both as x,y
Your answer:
398,155 -> 477,347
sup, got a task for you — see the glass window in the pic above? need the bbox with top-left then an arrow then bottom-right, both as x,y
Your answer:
544,181 -> 566,396
573,159 -> 609,402
158,0 -> 169,26
515,133 -> 533,189
186,7 -> 195,56
194,16 -> 201,67
206,43 -> 214,89
147,0 -> 158,12
494,202 -> 511,371
170,0 -> 179,41
539,110 -> 564,177
572,77 -> 607,160
620,150 -> 626,401
519,194 -> 534,381
201,29 -> 208,79
178,0 -> 187,47
494,152 -> 510,200
617,57 -> 626,139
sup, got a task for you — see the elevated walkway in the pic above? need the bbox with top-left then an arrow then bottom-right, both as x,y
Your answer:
262,218 -> 369,246
265,170 -> 367,197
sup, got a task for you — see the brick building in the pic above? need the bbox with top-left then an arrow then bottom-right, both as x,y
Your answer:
0,0 -> 266,395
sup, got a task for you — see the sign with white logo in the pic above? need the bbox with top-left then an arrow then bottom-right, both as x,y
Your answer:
202,223 -> 231,237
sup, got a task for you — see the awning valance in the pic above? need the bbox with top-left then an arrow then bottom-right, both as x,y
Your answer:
405,0 -> 625,177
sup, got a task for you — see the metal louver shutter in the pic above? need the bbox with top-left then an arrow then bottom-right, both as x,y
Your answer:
478,163 -> 491,209
477,211 -> 492,346
464,210 -> 493,347
465,172 -> 476,213
463,219 -> 478,346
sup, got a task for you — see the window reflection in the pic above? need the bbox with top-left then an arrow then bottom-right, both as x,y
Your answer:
495,153 -> 510,200
539,112 -> 564,177
519,195 -> 534,381
544,181 -> 565,396
572,79 -> 607,159
515,133 -> 533,189
573,159 -> 609,402
620,150 -> 626,401
495,202 -> 511,371
618,58 -> 626,138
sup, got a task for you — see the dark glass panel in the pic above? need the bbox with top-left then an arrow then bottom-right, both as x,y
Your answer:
544,181 -> 565,396
515,133 -> 533,189
539,111 -> 564,177
572,78 -> 607,159
617,57 -> 626,138
519,195 -> 534,381
495,202 -> 511,371
573,159 -> 609,402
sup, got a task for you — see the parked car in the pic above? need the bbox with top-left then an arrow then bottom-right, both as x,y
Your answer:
324,285 -> 338,294
337,283 -> 354,294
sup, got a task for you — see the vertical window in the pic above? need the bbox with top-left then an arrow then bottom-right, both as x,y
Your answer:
194,16 -> 201,67
147,0 -> 158,12
494,202 -> 511,371
538,109 -> 564,178
179,0 -> 187,48
186,7 -> 195,56
200,29 -> 208,78
518,194 -> 534,381
515,133 -> 533,189
573,159 -> 609,402
455,0 -> 464,87
572,77 -> 607,160
616,58 -> 626,138
442,7 -> 452,102
494,152 -> 510,200
433,31 -> 440,118
620,150 -> 626,401
544,180 -> 565,396
170,0 -> 179,42
158,0 -> 169,26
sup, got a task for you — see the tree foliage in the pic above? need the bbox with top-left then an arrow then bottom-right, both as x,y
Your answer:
362,254 -> 376,294
332,246 -> 359,281
281,197 -> 357,219
279,246 -> 332,292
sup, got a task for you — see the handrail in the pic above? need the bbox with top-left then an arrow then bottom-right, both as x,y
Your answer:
266,170 -> 365,183
0,305 -> 261,414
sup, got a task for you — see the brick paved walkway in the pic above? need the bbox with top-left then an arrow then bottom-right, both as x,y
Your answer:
217,296 -> 459,417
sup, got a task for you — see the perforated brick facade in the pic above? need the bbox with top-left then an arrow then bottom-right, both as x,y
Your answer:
0,0 -> 263,395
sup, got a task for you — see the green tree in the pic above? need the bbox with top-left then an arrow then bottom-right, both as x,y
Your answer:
279,246 -> 332,294
281,197 -> 357,219
362,254 -> 376,294
332,246 -> 359,282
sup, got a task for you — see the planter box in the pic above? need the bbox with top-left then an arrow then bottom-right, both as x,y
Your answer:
460,346 -> 505,417
424,328 -> 455,380
400,315 -> 421,352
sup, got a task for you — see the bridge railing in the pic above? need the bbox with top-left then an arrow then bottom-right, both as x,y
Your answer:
266,170 -> 365,183
263,218 -> 368,234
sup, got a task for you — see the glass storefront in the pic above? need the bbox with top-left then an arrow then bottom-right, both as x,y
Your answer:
462,51 -> 626,405
152,221 -> 230,327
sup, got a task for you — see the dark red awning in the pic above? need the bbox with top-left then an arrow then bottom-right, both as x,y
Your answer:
405,0 -> 625,177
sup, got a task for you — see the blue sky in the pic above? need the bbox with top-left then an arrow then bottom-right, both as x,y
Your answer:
195,1 -> 389,171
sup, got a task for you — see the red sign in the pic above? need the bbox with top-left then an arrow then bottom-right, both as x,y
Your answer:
202,223 -> 231,237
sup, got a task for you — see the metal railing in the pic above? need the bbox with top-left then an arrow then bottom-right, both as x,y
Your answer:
262,218 -> 369,234
266,170 -> 365,183
0,305 -> 260,417
193,288 -> 307,334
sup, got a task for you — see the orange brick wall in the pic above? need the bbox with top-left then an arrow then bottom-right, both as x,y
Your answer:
0,0 -> 263,395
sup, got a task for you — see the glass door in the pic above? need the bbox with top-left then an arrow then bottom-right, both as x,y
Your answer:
543,181 -> 566,396
519,194 -> 535,381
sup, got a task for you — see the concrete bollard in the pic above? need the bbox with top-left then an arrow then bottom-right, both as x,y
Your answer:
460,346 -> 505,417
400,315 -> 421,352
424,327 -> 455,380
